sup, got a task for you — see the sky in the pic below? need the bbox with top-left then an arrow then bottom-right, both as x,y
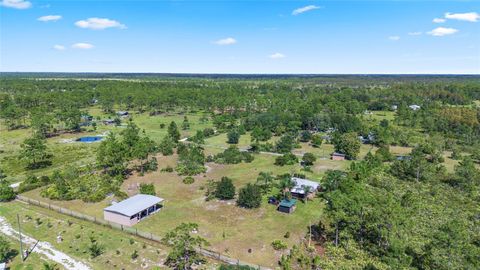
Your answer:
0,0 -> 479,74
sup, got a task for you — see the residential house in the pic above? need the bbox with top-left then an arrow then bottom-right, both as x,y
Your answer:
290,177 -> 320,199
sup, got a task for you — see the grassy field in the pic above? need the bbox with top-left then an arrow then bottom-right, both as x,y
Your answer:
0,201 -> 170,269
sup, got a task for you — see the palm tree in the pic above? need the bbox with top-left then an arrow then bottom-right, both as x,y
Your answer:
256,172 -> 273,193
277,177 -> 295,199
302,186 -> 312,204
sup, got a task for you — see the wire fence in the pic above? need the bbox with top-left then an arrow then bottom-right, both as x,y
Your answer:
15,195 -> 271,270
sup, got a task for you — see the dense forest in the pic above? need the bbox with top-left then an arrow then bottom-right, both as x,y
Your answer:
1,74 -> 479,269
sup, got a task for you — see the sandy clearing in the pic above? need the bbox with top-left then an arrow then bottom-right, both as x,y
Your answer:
0,216 -> 91,270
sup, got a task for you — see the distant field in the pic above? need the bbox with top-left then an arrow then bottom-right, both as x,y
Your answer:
0,108 -> 214,184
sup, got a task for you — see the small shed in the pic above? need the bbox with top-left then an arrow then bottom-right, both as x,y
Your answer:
277,199 -> 297,214
331,152 -> 346,161
104,194 -> 164,227
290,177 -> 320,198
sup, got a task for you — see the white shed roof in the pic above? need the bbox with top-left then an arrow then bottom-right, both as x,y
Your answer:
104,194 -> 164,217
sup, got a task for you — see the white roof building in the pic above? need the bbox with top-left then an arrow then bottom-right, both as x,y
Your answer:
290,177 -> 320,195
104,194 -> 164,226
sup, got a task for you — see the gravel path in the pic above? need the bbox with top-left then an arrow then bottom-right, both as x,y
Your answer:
0,216 -> 91,270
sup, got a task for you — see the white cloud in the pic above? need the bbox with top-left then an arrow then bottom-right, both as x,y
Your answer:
433,18 -> 446,23
269,52 -> 285,59
445,12 -> 479,22
427,27 -> 458,36
0,0 -> 31,9
213,37 -> 237,45
389,36 -> 400,41
53,45 -> 65,51
71,43 -> 94,49
292,5 -> 321,15
75,18 -> 126,30
38,15 -> 62,22
408,32 -> 422,36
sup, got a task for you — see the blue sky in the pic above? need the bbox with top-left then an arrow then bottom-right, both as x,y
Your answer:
1,0 -> 479,74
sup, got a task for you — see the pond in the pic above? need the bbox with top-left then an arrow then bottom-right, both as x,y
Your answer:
76,136 -> 103,143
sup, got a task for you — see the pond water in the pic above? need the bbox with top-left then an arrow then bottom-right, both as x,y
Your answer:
76,136 -> 103,143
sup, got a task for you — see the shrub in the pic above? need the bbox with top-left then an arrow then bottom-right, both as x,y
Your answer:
237,184 -> 262,209
275,135 -> 296,153
114,190 -> 128,200
190,130 -> 205,144
249,142 -> 274,153
204,179 -> 217,201
181,116 -> 190,130
302,153 -> 317,166
275,153 -> 298,166
271,240 -> 288,250
227,129 -> 240,144
139,183 -> 156,195
131,250 -> 139,260
183,177 -> 195,184
159,135 -> 175,156
176,144 -> 206,176
214,146 -> 254,164
299,131 -> 312,142
143,157 -> 158,172
375,145 -> 394,162
0,235 -> 11,261
203,128 -> 215,137
311,134 -> 323,147
88,239 -> 104,258
0,183 -> 16,202
161,166 -> 174,173
215,177 -> 235,200
18,175 -> 50,193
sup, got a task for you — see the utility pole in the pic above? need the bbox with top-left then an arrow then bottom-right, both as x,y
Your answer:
308,221 -> 312,248
17,214 -> 24,261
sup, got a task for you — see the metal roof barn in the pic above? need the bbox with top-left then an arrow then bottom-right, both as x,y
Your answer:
104,194 -> 164,226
